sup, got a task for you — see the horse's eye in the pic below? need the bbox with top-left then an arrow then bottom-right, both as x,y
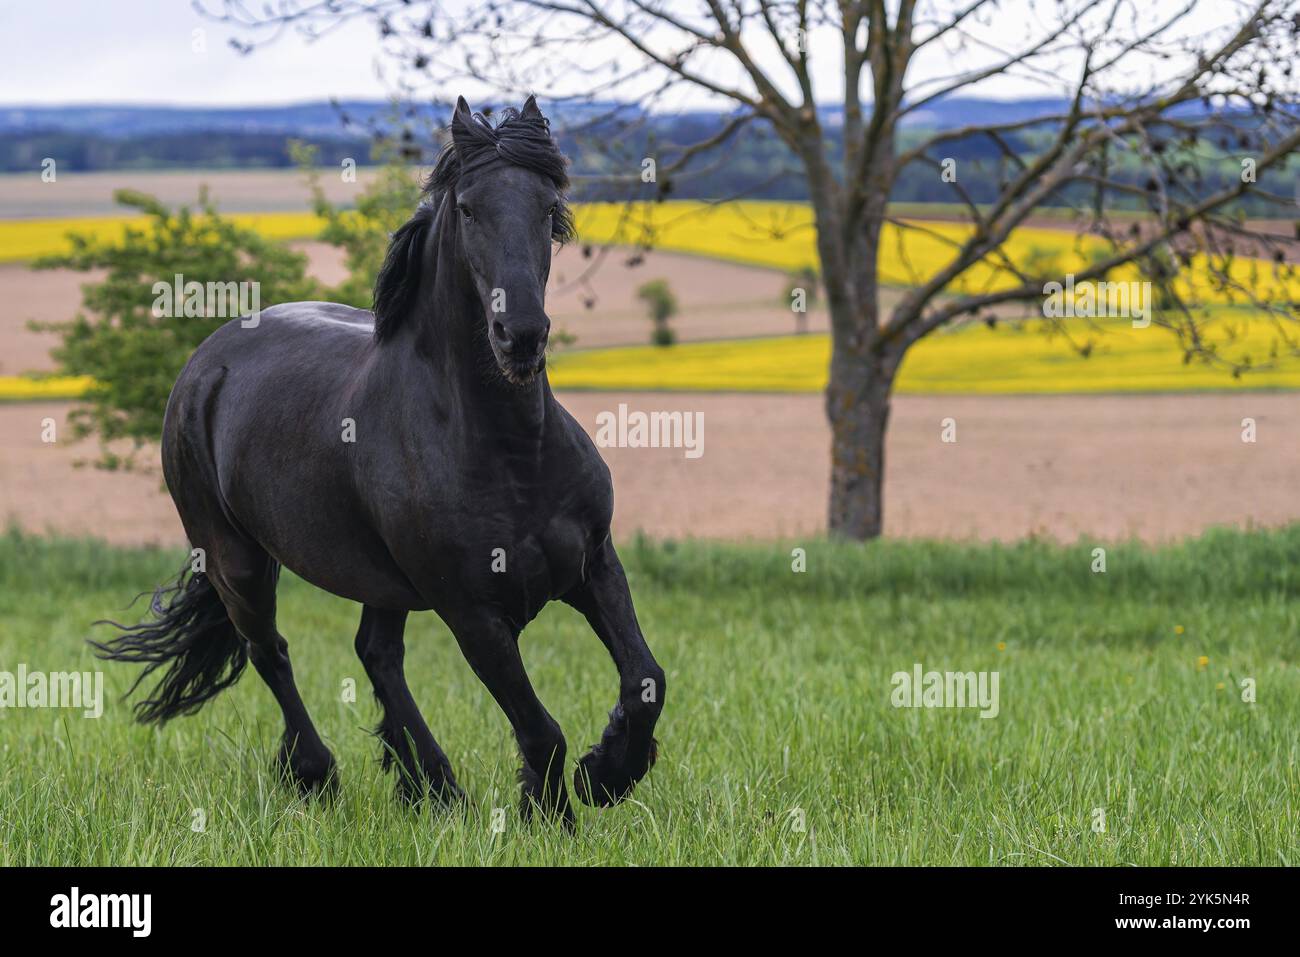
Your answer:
458,204 -> 473,223
546,204 -> 558,219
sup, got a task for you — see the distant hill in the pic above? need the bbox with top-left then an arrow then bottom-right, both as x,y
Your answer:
0,99 -> 643,173
0,97 -> 1286,215
2,95 -> 1213,138
0,96 -> 1072,138
0,101 -> 423,138
0,99 -> 639,138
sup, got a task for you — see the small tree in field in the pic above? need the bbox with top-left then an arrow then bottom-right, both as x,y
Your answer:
293,138 -> 423,309
214,0 -> 1300,540
637,279 -> 679,346
34,189 -> 320,468
786,266 -> 819,334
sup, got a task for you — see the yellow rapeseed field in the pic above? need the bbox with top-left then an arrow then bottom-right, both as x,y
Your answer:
5,200 -> 1294,306
557,201 -> 1300,394
0,212 -> 325,263
12,317 -> 1292,400
0,376 -> 96,401
548,319 -> 1300,394
3,201 -> 1297,398
573,201 -> 1300,306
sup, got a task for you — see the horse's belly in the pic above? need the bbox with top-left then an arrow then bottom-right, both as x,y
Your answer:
215,443 -> 428,609
275,530 -> 427,609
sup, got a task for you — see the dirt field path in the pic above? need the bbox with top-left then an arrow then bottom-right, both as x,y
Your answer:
3,392 -> 1295,546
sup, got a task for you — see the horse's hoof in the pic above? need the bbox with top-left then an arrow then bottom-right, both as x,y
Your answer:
517,765 -> 576,831
573,738 -> 657,808
396,772 -> 466,809
275,744 -> 339,799
573,750 -> 619,807
519,792 -> 576,832
310,764 -> 341,801
285,763 -> 339,800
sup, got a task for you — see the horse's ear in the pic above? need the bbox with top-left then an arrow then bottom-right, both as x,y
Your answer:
372,206 -> 433,341
450,96 -> 475,147
520,94 -> 543,121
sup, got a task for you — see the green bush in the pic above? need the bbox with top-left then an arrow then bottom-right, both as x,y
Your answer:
636,278 -> 678,347
784,266 -> 818,333
292,139 -> 423,309
32,189 -> 320,468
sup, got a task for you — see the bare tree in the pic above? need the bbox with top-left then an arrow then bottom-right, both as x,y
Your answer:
209,0 -> 1300,540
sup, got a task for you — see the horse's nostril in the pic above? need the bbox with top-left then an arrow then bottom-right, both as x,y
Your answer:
493,319 -> 549,362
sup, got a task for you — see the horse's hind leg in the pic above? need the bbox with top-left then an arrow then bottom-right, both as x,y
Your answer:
447,611 -> 573,829
562,538 -> 665,807
207,534 -> 337,796
354,605 -> 463,805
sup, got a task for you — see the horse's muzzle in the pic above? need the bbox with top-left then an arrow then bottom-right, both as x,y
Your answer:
492,318 -> 549,382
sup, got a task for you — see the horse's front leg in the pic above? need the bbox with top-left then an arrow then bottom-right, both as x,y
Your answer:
354,605 -> 464,806
563,537 -> 666,807
447,610 -> 573,829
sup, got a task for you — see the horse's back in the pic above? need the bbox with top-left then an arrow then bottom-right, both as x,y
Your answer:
199,301 -> 376,358
161,301 -> 420,604
166,300 -> 374,447
173,297 -> 366,385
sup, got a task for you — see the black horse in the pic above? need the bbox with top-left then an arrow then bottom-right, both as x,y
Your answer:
93,96 -> 664,827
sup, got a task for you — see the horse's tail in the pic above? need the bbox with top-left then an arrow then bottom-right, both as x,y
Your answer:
90,563 -> 248,724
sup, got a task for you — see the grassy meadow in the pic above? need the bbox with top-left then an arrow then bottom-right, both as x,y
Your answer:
1,528 -> 1297,866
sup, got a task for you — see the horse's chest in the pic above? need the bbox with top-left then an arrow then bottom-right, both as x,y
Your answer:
469,513 -> 589,619
391,440 -> 609,617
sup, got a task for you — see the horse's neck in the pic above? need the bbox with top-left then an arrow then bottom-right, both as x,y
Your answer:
395,260 -> 550,442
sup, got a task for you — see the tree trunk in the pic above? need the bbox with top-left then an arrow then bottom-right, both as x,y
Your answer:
826,342 -> 898,540
801,135 -> 896,541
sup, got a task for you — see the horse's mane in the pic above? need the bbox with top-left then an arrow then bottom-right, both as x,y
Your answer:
372,104 -> 574,342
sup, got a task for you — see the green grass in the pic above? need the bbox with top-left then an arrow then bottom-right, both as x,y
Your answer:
1,527 -> 1297,865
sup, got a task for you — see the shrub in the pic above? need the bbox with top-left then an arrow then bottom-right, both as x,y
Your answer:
784,266 -> 819,333
636,278 -> 678,346
292,139 -> 423,309
32,189 -> 320,468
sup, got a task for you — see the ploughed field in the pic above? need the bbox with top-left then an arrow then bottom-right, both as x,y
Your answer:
5,390 -> 1300,545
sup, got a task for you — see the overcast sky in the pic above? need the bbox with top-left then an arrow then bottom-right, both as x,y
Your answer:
0,0 -> 391,106
0,0 -> 1244,108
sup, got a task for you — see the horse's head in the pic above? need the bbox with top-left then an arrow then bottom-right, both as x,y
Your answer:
372,94 -> 573,386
